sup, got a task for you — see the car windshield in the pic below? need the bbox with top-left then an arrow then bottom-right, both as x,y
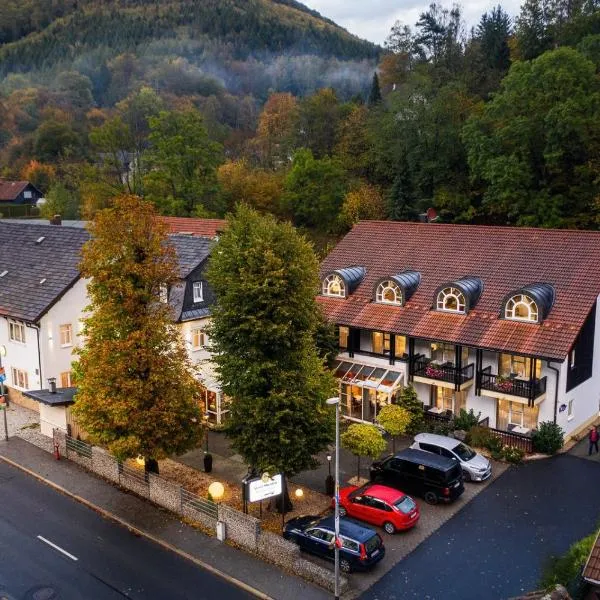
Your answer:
453,442 -> 477,461
394,495 -> 416,514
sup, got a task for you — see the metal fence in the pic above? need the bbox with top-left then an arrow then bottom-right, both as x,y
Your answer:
66,435 -> 92,459
181,487 -> 219,519
486,427 -> 533,453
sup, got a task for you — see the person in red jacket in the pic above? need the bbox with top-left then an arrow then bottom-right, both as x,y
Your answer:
589,426 -> 599,455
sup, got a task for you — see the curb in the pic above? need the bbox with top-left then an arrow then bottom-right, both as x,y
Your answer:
0,453 -> 273,600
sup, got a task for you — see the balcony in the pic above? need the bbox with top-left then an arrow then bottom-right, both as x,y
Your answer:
479,367 -> 547,404
411,356 -> 475,390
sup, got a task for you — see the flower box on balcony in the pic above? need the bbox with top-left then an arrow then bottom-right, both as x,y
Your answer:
425,365 -> 445,379
495,377 -> 514,393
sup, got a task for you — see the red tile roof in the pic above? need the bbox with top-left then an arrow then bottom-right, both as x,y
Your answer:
583,531 -> 600,584
158,216 -> 226,239
0,180 -> 29,201
318,221 -> 600,361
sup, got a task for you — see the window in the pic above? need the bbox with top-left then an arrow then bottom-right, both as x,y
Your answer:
569,349 -> 576,369
322,274 -> 345,297
11,368 -> 28,389
59,324 -> 73,347
497,399 -> 539,431
192,281 -> 203,303
567,399 -> 574,421
499,354 -> 541,379
505,294 -> 538,322
191,328 -> 206,350
431,343 -> 468,365
339,326 -> 349,350
395,335 -> 407,358
376,280 -> 403,305
159,284 -> 168,303
436,287 -> 466,313
24,190 -> 32,199
340,537 -> 359,553
9,321 -> 26,343
60,371 -> 73,388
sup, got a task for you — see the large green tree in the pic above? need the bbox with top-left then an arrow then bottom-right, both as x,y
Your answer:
72,195 -> 202,472
463,47 -> 600,227
143,110 -> 223,216
206,204 -> 335,507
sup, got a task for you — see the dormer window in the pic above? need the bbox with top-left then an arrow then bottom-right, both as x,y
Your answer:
323,273 -> 346,297
505,294 -> 538,322
376,280 -> 403,305
193,281 -> 204,303
437,287 -> 466,313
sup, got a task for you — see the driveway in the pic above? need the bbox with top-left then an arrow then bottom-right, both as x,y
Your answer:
360,454 -> 600,600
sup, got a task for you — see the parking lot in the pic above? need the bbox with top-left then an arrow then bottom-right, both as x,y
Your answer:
301,459 -> 509,598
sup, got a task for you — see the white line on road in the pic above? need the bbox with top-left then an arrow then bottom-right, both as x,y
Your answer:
37,535 -> 78,561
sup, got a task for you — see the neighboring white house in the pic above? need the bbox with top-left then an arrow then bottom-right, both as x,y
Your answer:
0,219 -> 225,437
319,221 -> 600,443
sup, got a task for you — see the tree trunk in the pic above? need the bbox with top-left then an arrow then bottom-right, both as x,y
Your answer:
145,457 -> 159,481
273,474 -> 294,513
357,455 -> 361,482
393,436 -> 396,454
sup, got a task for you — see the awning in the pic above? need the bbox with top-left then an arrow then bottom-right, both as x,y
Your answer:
332,360 -> 404,393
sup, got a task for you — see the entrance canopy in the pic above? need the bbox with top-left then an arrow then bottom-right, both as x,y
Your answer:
332,360 -> 404,394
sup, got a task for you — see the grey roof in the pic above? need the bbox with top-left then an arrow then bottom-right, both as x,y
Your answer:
181,307 -> 211,322
0,221 -> 89,322
330,266 -> 366,294
0,223 -> 213,322
23,387 -> 77,406
0,219 -> 87,228
170,234 -> 213,277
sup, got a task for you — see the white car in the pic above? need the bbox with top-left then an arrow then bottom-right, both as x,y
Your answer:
410,433 -> 492,482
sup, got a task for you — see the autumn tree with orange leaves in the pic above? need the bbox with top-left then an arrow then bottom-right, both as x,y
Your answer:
72,195 -> 202,473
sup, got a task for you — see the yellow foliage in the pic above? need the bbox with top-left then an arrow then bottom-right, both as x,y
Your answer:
338,182 -> 386,230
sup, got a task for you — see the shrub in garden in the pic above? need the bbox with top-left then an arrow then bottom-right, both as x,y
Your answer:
341,423 -> 387,482
532,421 -> 565,455
502,446 -> 525,464
467,425 -> 493,448
485,435 -> 504,459
453,408 -> 481,432
397,386 -> 425,434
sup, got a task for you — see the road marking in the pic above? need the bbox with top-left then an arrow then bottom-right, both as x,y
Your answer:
37,535 -> 78,561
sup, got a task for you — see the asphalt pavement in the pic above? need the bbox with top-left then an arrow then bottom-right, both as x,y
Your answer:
0,460 -> 253,600
361,453 -> 600,600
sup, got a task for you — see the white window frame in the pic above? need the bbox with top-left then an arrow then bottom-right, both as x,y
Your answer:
322,274 -> 346,298
193,281 -> 204,303
9,320 -> 26,344
436,287 -> 466,313
567,398 -> 574,421
59,324 -> 73,347
23,190 -> 32,199
375,280 -> 402,305
505,294 -> 539,322
191,328 -> 206,350
11,367 -> 29,389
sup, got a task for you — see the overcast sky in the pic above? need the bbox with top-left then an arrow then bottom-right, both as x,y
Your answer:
303,0 -> 522,45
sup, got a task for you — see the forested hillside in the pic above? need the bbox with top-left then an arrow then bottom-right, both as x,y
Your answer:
1,0 -> 600,235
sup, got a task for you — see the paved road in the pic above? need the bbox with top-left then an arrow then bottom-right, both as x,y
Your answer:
361,454 -> 600,600
0,461 -> 253,600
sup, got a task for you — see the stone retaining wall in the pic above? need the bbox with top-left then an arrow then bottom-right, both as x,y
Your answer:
149,473 -> 180,513
218,503 -> 260,551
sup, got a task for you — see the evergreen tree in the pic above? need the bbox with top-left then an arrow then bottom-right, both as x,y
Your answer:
72,195 -> 203,473
368,72 -> 382,105
206,205 -> 335,508
387,163 -> 419,220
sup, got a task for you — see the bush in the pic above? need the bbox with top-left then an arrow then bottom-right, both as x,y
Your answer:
502,446 -> 525,464
396,386 -> 425,434
466,425 -> 493,448
540,530 -> 596,595
453,408 -> 481,432
532,421 -> 565,455
485,435 -> 504,456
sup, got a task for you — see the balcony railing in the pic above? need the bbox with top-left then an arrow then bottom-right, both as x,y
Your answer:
412,357 -> 475,387
479,366 -> 547,402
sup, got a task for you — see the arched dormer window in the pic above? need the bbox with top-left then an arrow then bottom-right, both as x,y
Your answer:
505,294 -> 539,322
323,273 -> 345,297
376,280 -> 403,305
437,287 -> 466,313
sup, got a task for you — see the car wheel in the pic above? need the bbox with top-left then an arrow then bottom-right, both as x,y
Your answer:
424,491 -> 438,505
383,521 -> 396,535
339,507 -> 347,517
340,558 -> 352,573
463,469 -> 472,482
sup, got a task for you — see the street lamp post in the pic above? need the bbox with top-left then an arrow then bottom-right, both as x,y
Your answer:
326,397 -> 341,600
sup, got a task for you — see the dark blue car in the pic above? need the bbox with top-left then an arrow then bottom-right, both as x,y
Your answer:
283,515 -> 385,573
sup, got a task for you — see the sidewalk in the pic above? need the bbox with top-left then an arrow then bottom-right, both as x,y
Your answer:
0,436 -> 330,600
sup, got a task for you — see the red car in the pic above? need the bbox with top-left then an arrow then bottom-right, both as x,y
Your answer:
335,483 -> 420,534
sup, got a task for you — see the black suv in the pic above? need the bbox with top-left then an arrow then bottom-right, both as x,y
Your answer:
370,448 -> 464,505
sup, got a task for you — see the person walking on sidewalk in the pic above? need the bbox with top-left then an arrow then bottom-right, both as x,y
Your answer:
589,426 -> 599,455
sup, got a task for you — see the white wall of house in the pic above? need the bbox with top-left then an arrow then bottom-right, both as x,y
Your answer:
179,318 -> 212,367
40,404 -> 68,437
39,278 -> 87,386
0,316 -> 42,392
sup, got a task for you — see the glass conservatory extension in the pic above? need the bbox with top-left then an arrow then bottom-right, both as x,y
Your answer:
333,360 -> 405,423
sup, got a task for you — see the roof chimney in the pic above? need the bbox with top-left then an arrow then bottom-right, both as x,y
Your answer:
48,377 -> 57,394
50,214 -> 62,226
